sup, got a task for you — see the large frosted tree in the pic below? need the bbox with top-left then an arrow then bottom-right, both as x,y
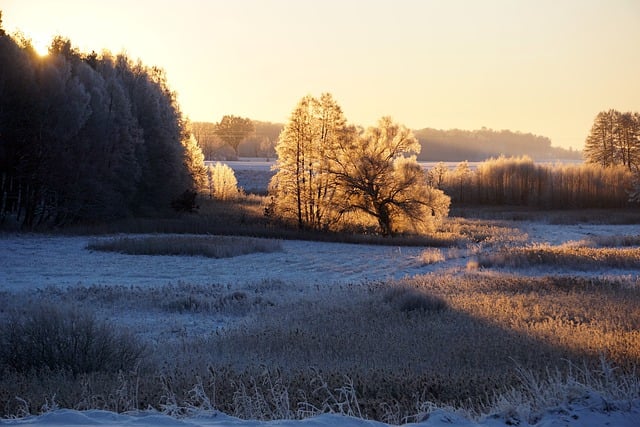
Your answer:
328,117 -> 450,236
269,93 -> 352,230
270,95 -> 450,236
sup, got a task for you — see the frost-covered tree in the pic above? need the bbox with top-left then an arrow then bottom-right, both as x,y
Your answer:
182,131 -> 208,192
427,162 -> 449,188
269,93 -> 352,230
584,110 -> 640,171
207,162 -> 239,200
328,117 -> 450,236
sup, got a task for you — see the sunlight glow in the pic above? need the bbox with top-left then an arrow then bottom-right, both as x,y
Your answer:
31,34 -> 49,56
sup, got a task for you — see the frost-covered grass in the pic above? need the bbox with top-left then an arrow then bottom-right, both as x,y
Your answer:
87,235 -> 282,258
1,221 -> 639,424
1,272 -> 638,421
479,243 -> 640,269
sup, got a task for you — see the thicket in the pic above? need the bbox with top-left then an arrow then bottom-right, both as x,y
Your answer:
0,304 -> 145,376
434,156 -> 634,208
0,23 -> 199,228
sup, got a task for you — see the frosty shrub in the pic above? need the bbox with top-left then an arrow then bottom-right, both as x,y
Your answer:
0,304 -> 145,375
207,162 -> 239,200
87,235 -> 281,258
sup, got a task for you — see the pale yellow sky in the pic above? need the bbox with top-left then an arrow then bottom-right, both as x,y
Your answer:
2,0 -> 639,150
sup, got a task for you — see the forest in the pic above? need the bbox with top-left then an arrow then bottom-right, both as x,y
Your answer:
1,10 -> 640,427
0,19 -> 203,228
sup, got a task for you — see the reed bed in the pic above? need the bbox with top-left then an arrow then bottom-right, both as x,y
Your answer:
87,235 -> 282,258
479,244 -> 640,269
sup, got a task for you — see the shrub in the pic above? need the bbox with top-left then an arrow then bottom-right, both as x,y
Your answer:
0,304 -> 145,375
171,189 -> 199,213
207,162 -> 240,200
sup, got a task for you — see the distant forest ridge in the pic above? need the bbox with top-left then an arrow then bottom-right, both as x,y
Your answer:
413,127 -> 582,161
194,121 -> 582,162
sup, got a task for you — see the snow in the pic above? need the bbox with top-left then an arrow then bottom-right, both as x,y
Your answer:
1,221 -> 639,427
2,404 -> 639,427
0,235 -> 428,291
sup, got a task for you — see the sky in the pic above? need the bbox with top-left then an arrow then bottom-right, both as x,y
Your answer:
2,0 -> 639,150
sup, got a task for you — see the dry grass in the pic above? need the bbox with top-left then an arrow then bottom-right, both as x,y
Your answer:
479,244 -> 640,269
87,235 -> 282,258
1,271 -> 639,420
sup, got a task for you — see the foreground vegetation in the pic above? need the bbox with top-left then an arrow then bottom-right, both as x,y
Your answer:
1,267 -> 638,421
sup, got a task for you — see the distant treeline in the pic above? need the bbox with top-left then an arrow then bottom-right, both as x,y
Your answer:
413,128 -> 582,162
0,24 -> 196,228
192,120 -> 281,160
194,122 -> 580,162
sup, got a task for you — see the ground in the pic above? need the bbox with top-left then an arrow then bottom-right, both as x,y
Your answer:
0,220 -> 638,426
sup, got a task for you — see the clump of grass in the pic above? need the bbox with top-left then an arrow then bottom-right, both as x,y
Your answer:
584,234 -> 640,247
87,235 -> 282,258
479,244 -> 640,270
418,248 -> 446,265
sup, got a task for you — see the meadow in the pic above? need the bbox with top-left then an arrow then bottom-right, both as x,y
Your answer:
1,196 -> 639,425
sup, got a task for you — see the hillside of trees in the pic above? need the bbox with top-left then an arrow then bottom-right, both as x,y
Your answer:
413,128 -> 582,162
0,16 -> 202,228
194,122 -> 580,162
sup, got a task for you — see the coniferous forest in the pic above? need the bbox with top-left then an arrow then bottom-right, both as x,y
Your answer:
0,21 -> 196,228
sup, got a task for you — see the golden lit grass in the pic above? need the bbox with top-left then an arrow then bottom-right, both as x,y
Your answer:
170,273 -> 639,419
1,272 -> 638,420
479,244 -> 640,269
87,235 -> 281,258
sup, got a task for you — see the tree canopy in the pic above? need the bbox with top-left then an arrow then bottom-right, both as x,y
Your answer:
0,29 -> 199,227
584,109 -> 640,172
269,94 -> 450,236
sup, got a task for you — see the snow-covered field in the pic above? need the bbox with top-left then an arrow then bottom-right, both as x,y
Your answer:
1,221 -> 639,427
3,405 -> 639,427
